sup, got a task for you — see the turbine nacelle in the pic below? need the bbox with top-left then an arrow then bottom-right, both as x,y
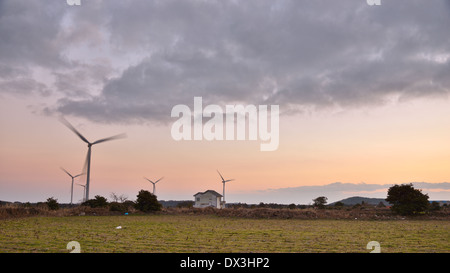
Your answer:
144,176 -> 164,195
144,177 -> 164,184
61,167 -> 83,179
217,170 -> 235,207
217,170 -> 234,184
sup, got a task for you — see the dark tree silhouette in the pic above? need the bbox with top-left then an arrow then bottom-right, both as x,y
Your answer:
386,184 -> 429,215
135,190 -> 162,212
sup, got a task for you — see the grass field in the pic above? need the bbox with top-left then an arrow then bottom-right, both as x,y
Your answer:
0,214 -> 449,253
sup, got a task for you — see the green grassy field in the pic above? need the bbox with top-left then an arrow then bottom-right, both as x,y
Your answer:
0,214 -> 448,253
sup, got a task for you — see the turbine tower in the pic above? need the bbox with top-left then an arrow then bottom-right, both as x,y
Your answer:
61,167 -> 83,205
76,183 -> 86,203
144,177 -> 164,195
60,117 -> 126,201
217,170 -> 234,208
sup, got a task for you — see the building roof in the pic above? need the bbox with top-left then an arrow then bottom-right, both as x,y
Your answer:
194,190 -> 222,197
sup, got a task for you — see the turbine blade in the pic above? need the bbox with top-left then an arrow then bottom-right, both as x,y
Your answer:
225,179 -> 235,183
59,117 -> 90,144
60,167 -> 73,178
73,174 -> 84,178
217,170 -> 225,182
144,177 -> 154,184
92,133 -> 127,145
82,149 -> 89,176
155,177 -> 164,184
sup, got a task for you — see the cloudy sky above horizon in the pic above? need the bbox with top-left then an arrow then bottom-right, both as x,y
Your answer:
1,0 -> 450,203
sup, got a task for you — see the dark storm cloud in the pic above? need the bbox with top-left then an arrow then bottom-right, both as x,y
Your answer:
0,0 -> 69,96
1,0 -> 449,123
0,0 -> 67,67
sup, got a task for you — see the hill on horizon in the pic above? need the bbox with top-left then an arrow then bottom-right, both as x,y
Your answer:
329,196 -> 390,206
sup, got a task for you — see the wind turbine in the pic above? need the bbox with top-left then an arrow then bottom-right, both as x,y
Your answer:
61,167 -> 83,205
76,184 -> 86,203
144,177 -> 164,195
60,117 -> 126,201
217,170 -> 234,207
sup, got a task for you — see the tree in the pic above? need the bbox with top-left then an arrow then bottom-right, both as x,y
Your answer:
110,192 -> 128,203
135,190 -> 162,212
82,195 -> 108,208
386,184 -> 429,215
313,196 -> 327,209
46,197 -> 59,210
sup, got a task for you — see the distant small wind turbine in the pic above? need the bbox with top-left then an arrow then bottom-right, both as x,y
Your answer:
144,177 -> 164,195
217,170 -> 234,207
60,117 -> 126,201
61,167 -> 83,205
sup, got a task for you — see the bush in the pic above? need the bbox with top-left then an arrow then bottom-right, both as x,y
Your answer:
109,202 -> 127,212
135,190 -> 162,212
109,200 -> 136,213
429,201 -> 441,212
176,201 -> 194,208
82,195 -> 108,208
46,197 -> 59,210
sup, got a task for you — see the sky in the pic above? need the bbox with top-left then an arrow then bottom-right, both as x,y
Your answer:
1,0 -> 450,204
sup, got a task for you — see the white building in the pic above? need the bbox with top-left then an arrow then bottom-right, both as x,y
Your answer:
193,190 -> 223,209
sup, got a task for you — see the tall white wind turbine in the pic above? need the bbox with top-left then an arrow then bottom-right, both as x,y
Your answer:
144,176 -> 164,195
61,167 -> 83,205
60,117 -> 126,201
217,170 -> 234,207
